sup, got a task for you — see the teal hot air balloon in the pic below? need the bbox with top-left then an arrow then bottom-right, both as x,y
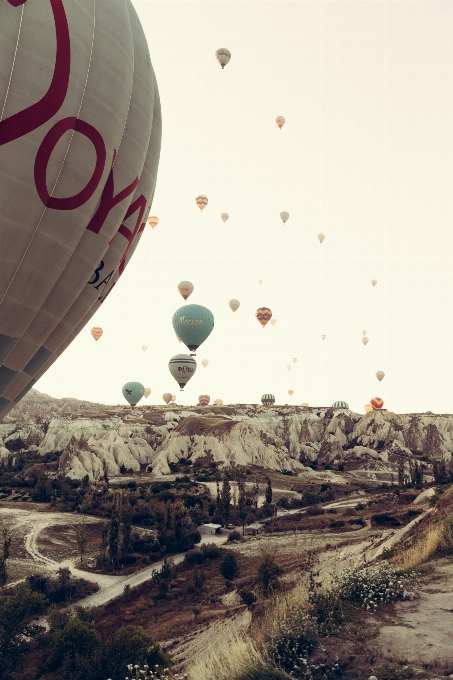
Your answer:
169,354 -> 197,390
172,304 -> 214,355
122,382 -> 145,407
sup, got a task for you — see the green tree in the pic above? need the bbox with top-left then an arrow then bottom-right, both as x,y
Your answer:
49,617 -> 102,679
102,625 -> 170,680
192,565 -> 205,592
220,552 -> 239,581
0,527 -> 11,589
265,477 -> 273,504
108,509 -> 120,570
121,504 -> 133,563
220,475 -> 231,524
76,522 -> 87,566
255,549 -> 283,597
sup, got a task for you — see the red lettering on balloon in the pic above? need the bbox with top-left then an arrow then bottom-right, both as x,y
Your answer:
113,194 -> 148,276
34,117 -> 106,210
85,151 -> 139,235
0,0 -> 70,146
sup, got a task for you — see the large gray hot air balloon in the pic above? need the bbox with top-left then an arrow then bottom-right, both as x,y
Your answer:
0,0 -> 161,420
169,354 -> 197,391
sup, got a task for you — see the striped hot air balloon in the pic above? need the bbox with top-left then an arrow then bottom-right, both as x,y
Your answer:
261,394 -> 275,406
255,307 -> 272,328
332,401 -> 349,409
148,216 -> 159,229
370,397 -> 384,410
196,195 -> 208,211
198,394 -> 210,406
91,327 -> 103,342
214,398 -> 223,405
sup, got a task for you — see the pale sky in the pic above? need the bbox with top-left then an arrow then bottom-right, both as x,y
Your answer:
37,0 -> 453,414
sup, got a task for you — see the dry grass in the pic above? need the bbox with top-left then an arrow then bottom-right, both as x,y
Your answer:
390,523 -> 443,570
186,634 -> 269,680
175,416 -> 238,437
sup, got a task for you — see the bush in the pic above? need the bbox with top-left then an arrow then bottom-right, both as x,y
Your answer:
337,562 -> 420,610
343,507 -> 356,516
228,530 -> 242,542
255,550 -> 283,597
184,549 -> 204,565
220,553 -> 239,581
200,543 -> 221,560
306,505 -> 324,516
239,589 -> 257,606
326,508 -> 337,514
267,607 -> 318,674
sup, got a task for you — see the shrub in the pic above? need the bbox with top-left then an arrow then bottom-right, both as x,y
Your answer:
200,543 -> 221,560
267,607 -> 318,674
337,562 -> 420,610
228,530 -> 242,542
343,507 -> 356,516
326,508 -> 337,514
355,502 -> 365,511
220,553 -> 239,581
306,505 -> 324,516
255,550 -> 283,597
239,589 -> 257,606
184,549 -> 204,565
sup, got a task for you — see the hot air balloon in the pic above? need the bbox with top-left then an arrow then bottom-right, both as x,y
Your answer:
202,359 -> 209,368
376,371 -> 385,382
215,48 -> 231,69
332,401 -> 349,409
221,213 -> 229,222
144,388 -> 151,398
286,365 -> 291,371
122,382 -> 145,407
163,392 -> 172,404
91,327 -> 103,342
198,395 -> 210,406
229,299 -> 240,312
370,397 -> 384,410
261,394 -> 275,406
196,195 -> 208,211
301,402 -> 310,407
276,116 -> 285,129
362,330 -> 367,336
0,0 -> 161,419
255,307 -> 272,328
318,233 -> 325,243
178,281 -> 194,300
321,334 -> 326,340
270,319 -> 277,327
362,337 -> 369,346
171,395 -> 176,403
141,345 -> 147,352
364,404 -> 373,413
293,358 -> 297,363
280,211 -> 289,224
259,280 -> 263,285
148,216 -> 159,229
371,279 -> 377,287
172,304 -> 214,355
288,390 -> 294,397
169,354 -> 197,390
214,399 -> 223,406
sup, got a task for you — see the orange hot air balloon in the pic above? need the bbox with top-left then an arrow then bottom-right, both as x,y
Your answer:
141,345 -> 147,352
255,307 -> 272,328
171,395 -> 176,403
370,397 -> 384,410
148,216 -> 159,229
364,404 -> 373,413
196,195 -> 208,211
276,116 -> 285,129
198,394 -> 210,406
293,358 -> 297,363
91,327 -> 103,342
288,390 -> 294,396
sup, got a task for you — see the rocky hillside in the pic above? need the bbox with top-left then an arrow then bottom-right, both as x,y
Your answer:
4,388 -> 110,424
1,394 -> 453,483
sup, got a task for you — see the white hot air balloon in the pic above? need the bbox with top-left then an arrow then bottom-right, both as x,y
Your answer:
171,395 -> 176,403
318,233 -> 325,244
280,211 -> 289,224
221,213 -> 229,222
178,281 -> 194,300
321,334 -> 326,340
229,299 -> 240,312
141,345 -> 147,352
376,371 -> 385,382
144,388 -> 151,398
371,279 -> 377,287
202,359 -> 209,368
276,116 -> 285,129
214,398 -> 224,406
0,0 -> 162,420
258,280 -> 263,285
286,365 -> 291,371
169,354 -> 197,391
362,337 -> 369,346
293,358 -> 297,363
270,319 -> 277,327
362,330 -> 367,336
215,48 -> 231,69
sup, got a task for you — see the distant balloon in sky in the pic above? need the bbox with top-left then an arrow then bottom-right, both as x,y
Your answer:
229,299 -> 240,312
148,216 -> 159,230
362,337 -> 369,346
362,330 -> 367,336
221,213 -> 229,222
270,319 -> 277,327
371,279 -> 377,287
214,398 -> 223,406
144,388 -> 151,399
376,371 -> 385,382
364,404 -> 373,413
332,401 -> 349,409
255,307 -> 272,328
198,394 -> 210,406
171,395 -> 176,403
371,397 -> 384,410
122,382 -> 145,407
178,281 -> 194,300
318,233 -> 325,243
91,327 -> 103,342
163,392 -> 172,404
0,0 -> 162,417
301,402 -> 310,407
169,354 -> 197,390
262,394 -> 275,406
172,304 -> 214,354
215,48 -> 231,69
286,365 -> 291,371
141,345 -> 147,352
280,211 -> 289,224
293,358 -> 297,363
288,390 -> 294,396
321,334 -> 326,340
276,116 -> 285,129
196,195 -> 208,211
202,359 -> 209,368
259,280 -> 263,285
